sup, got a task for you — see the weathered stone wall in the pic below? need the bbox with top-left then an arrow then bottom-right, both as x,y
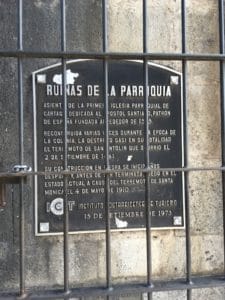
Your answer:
108,3 -> 224,300
0,0 -> 224,299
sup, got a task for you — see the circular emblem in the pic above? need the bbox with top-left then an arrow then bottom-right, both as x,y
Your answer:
50,198 -> 64,216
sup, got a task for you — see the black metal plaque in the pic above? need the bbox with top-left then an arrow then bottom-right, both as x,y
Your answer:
33,60 -> 184,235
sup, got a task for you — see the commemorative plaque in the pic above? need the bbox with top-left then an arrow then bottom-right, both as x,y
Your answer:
33,60 -> 184,235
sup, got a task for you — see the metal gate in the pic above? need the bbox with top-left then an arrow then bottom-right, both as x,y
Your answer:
0,0 -> 225,299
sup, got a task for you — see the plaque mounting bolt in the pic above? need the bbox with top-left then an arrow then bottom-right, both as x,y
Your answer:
40,222 -> 49,232
173,216 -> 182,226
37,74 -> 46,84
170,75 -> 179,85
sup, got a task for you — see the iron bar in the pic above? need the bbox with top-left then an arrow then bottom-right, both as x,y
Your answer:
1,276 -> 225,299
17,0 -> 26,297
60,0 -> 69,293
102,0 -> 112,293
0,165 -> 224,178
1,50 -> 225,60
218,0 -> 225,278
181,0 -> 192,299
18,60 -> 24,162
143,1 -> 153,298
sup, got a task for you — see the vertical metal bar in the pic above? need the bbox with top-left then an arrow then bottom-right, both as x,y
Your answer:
218,0 -> 225,279
17,0 -> 26,297
181,0 -> 192,299
102,0 -> 112,294
61,0 -> 69,294
143,1 -> 153,299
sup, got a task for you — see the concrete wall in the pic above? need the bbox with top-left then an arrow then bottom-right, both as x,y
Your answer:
0,0 -> 224,299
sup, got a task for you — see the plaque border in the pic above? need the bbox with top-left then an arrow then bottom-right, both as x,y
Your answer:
32,60 -> 185,236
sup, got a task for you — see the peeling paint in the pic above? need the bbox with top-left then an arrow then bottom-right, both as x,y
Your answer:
115,217 -> 128,228
127,155 -> 133,161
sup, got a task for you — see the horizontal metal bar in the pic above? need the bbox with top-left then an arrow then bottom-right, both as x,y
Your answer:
0,166 -> 32,184
1,276 -> 225,299
0,166 -> 224,178
0,50 -> 225,60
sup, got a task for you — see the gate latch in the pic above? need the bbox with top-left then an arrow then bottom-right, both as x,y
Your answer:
0,165 -> 32,209
13,165 -> 32,173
